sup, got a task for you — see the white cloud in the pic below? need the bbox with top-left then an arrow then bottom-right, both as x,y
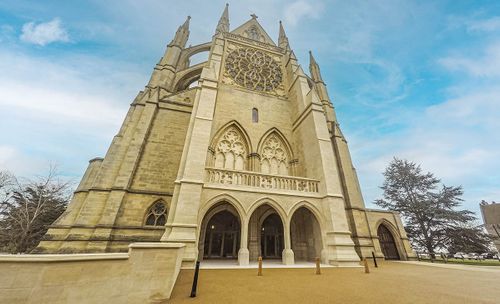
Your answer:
353,86 -> 500,216
467,17 -> 500,32
20,18 -> 69,46
438,42 -> 500,77
284,1 -> 321,26
0,50 -> 135,130
0,49 -> 146,178
0,145 -> 46,177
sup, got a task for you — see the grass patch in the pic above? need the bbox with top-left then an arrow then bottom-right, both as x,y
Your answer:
419,258 -> 500,266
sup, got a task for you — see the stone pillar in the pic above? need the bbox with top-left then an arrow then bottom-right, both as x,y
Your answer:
161,35 -> 225,267
238,218 -> 249,266
282,220 -> 294,265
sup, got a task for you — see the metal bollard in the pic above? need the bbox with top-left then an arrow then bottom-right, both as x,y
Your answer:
315,257 -> 321,275
363,258 -> 370,274
258,256 -> 263,276
372,251 -> 378,268
190,261 -> 200,298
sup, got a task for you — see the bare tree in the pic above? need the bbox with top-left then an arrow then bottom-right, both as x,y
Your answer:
0,171 -> 15,216
0,166 -> 72,253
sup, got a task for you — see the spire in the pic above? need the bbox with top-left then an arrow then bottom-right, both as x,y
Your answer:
170,16 -> 191,48
309,50 -> 323,82
278,21 -> 290,50
215,3 -> 230,35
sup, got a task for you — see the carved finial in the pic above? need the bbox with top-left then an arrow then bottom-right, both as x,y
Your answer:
215,3 -> 230,35
309,50 -> 323,82
278,20 -> 290,50
250,13 -> 258,19
182,16 -> 191,28
169,15 -> 190,48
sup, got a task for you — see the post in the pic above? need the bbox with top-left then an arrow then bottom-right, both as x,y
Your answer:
371,251 -> 378,268
363,258 -> 370,274
315,257 -> 321,275
190,261 -> 200,298
258,256 -> 263,276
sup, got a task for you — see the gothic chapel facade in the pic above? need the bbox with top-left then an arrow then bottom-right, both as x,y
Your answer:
38,5 -> 416,266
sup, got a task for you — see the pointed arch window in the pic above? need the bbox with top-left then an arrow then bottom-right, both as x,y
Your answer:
252,108 -> 259,123
213,126 -> 249,171
260,132 -> 291,176
144,201 -> 167,226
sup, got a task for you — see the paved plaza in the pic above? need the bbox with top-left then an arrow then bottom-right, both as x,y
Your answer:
168,261 -> 500,303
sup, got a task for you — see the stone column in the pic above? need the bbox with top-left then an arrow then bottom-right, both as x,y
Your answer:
238,218 -> 249,266
282,219 -> 294,265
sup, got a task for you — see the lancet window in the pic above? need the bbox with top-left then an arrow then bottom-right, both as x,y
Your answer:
252,108 -> 259,123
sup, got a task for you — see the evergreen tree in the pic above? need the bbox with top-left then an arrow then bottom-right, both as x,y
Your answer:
446,223 -> 491,254
375,158 -> 486,256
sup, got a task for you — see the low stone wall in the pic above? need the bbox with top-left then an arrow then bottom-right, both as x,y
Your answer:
0,242 -> 185,303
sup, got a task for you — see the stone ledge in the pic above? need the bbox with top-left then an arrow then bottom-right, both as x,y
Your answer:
0,253 -> 129,263
128,242 -> 185,249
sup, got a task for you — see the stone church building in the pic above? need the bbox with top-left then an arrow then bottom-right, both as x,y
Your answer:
37,5 -> 415,267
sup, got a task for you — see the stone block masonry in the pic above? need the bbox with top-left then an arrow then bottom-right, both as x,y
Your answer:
0,243 -> 185,303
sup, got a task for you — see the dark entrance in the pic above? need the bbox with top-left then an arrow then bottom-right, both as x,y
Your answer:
377,224 -> 400,260
260,214 -> 284,259
203,210 -> 240,259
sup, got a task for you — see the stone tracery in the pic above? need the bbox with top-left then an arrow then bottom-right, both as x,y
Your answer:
225,47 -> 282,92
214,126 -> 248,170
144,201 -> 167,226
260,133 -> 289,175
245,25 -> 262,41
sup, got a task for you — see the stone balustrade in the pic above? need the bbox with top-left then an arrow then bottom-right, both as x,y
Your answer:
205,167 -> 320,193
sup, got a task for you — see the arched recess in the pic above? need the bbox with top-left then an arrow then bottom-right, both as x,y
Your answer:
375,220 -> 403,260
143,199 -> 168,227
207,121 -> 252,171
290,207 -> 323,261
247,202 -> 285,261
198,201 -> 242,261
257,128 -> 293,176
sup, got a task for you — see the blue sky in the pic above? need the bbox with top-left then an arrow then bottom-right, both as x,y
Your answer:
0,0 -> 499,217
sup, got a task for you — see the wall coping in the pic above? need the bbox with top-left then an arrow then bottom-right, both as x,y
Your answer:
365,208 -> 397,214
0,242 -> 185,263
128,242 -> 185,249
0,253 -> 129,263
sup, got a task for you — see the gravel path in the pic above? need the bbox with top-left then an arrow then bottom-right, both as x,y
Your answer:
168,261 -> 500,303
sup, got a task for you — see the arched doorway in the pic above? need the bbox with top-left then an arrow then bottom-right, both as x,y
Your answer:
261,214 -> 284,259
199,203 -> 241,260
248,204 -> 285,261
290,207 -> 323,261
377,224 -> 400,260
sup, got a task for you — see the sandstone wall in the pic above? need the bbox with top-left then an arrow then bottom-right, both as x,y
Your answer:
0,243 -> 185,304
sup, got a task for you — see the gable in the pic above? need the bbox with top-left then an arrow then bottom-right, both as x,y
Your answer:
231,17 -> 276,46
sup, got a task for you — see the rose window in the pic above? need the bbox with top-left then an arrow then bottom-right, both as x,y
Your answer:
225,48 -> 282,92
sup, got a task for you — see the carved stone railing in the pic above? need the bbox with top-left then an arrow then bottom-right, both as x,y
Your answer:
205,167 -> 320,193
